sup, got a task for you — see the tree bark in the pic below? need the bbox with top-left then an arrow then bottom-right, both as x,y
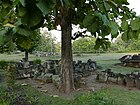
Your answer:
25,51 -> 28,61
60,8 -> 74,93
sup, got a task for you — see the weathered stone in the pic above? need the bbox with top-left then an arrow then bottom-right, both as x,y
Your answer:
74,73 -> 87,88
119,54 -> 140,68
52,75 -> 61,88
125,77 -> 135,87
117,73 -> 126,85
37,73 -> 53,83
135,79 -> 140,89
96,71 -> 108,82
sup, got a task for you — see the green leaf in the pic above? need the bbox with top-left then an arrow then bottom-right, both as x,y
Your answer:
121,21 -> 128,31
88,22 -> 99,33
0,34 -> 4,45
83,15 -> 94,27
111,31 -> 119,39
101,14 -> 110,26
121,15 -> 129,21
2,1 -> 12,8
120,0 -> 129,5
21,4 -> 43,28
136,29 -> 140,39
13,0 -> 20,6
101,25 -> 111,36
36,0 -> 56,15
96,2 -> 106,13
19,0 -> 25,7
63,0 -> 70,5
130,18 -> 140,30
104,1 -> 111,11
121,31 -> 128,41
17,37 -> 32,49
1,7 -> 9,19
94,38 -> 102,50
17,28 -> 34,36
15,18 -> 22,26
106,1 -> 119,13
110,21 -> 119,35
59,0 -> 64,6
0,29 -> 7,36
17,5 -> 26,16
128,29 -> 135,39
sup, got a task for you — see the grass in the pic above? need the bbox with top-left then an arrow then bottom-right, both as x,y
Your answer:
97,59 -> 140,74
97,86 -> 140,105
0,53 -> 60,62
1,52 -> 140,105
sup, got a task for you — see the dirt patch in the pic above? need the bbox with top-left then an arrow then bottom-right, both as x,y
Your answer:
17,73 -> 140,100
17,74 -> 108,99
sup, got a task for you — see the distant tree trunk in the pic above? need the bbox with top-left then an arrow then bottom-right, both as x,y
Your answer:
60,8 -> 74,93
25,51 -> 28,61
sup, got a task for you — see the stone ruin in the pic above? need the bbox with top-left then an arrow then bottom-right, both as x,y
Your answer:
97,69 -> 140,89
119,54 -> 140,67
14,59 -> 97,89
34,51 -> 48,57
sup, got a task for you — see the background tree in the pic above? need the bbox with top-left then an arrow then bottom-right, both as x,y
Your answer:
110,35 -> 140,52
15,30 -> 41,61
72,37 -> 96,53
36,31 -> 61,54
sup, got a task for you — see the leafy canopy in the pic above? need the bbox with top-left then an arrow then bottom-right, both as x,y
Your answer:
0,0 -> 138,50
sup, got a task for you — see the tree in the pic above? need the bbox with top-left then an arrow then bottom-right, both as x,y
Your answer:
0,1 -> 41,61
15,30 -> 41,61
0,0 -> 137,93
72,37 -> 96,53
36,30 -> 60,54
110,35 -> 140,52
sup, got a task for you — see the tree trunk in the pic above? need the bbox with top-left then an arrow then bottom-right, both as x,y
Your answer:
25,51 -> 28,61
60,8 -> 74,93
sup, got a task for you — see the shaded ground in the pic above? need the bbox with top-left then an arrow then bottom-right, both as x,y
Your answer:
17,73 -> 107,100
17,72 -> 140,100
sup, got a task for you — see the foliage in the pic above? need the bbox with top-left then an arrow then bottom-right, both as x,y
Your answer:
0,0 -> 137,50
6,64 -> 16,88
73,92 -> 114,105
36,31 -> 61,53
0,1 -> 41,53
0,60 -> 15,69
33,59 -> 42,64
72,37 -> 96,53
110,35 -> 140,52
15,30 -> 41,53
97,86 -> 140,105
0,60 -> 7,69
0,85 -> 38,105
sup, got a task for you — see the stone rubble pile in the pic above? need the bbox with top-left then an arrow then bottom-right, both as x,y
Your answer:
97,69 -> 140,89
15,59 -> 97,88
119,54 -> 140,67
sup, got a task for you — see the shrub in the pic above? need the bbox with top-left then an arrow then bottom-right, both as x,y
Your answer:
0,60 -> 15,69
0,60 -> 7,69
73,92 -> 114,105
6,64 -> 16,88
33,59 -> 42,64
0,73 -> 2,82
0,85 -> 38,105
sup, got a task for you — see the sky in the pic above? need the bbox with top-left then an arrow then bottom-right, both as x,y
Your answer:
50,0 -> 140,42
128,0 -> 140,15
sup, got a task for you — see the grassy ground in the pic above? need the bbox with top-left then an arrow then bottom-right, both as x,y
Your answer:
1,52 -> 140,105
0,52 -> 136,62
97,86 -> 140,105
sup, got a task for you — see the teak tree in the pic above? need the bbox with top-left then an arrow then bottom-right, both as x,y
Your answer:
0,0 -> 139,93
